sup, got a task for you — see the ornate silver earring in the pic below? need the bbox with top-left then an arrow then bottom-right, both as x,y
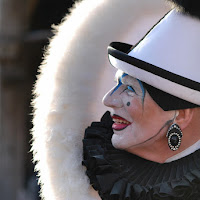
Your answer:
166,124 -> 183,151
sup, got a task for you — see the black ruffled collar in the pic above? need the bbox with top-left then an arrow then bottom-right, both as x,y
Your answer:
82,111 -> 200,200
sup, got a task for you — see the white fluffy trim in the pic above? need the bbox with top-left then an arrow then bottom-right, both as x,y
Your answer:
31,0 -> 168,199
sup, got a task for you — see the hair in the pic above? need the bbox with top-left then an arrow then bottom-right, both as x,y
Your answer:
143,82 -> 200,111
168,0 -> 200,19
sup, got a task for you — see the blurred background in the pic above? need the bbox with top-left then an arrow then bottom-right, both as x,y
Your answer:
0,0 -> 168,199
0,0 -> 73,199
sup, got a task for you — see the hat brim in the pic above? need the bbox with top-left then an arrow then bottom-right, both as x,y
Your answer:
108,42 -> 200,106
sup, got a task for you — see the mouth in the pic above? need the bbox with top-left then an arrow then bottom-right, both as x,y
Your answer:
112,114 -> 131,131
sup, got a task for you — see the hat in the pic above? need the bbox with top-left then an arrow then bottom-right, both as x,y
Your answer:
108,2 -> 200,110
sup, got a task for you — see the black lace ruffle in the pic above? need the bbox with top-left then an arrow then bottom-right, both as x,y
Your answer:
82,111 -> 200,200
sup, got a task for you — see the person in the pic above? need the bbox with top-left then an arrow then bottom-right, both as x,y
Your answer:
32,1 -> 170,199
82,0 -> 200,199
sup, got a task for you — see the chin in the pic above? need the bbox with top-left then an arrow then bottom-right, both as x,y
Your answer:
111,134 -> 126,150
111,134 -> 120,149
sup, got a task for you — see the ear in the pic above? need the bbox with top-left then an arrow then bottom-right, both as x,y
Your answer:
175,109 -> 194,130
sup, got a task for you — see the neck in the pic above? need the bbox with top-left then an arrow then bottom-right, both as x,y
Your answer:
127,129 -> 200,163
165,140 -> 200,162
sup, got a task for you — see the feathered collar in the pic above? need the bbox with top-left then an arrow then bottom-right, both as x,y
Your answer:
83,111 -> 200,200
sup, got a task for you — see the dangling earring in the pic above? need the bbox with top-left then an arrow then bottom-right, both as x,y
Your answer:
166,124 -> 183,151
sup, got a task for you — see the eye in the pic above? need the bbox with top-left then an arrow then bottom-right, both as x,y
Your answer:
127,85 -> 135,92
127,86 -> 135,93
124,85 -> 137,96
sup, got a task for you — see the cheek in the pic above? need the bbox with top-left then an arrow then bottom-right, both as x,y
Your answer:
125,98 -> 143,120
125,95 -> 162,132
112,130 -> 136,149
140,95 -> 172,131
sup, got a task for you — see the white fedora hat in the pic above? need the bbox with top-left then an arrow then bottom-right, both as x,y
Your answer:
108,8 -> 200,108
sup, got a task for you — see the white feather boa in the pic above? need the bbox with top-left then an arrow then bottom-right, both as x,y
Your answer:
31,0 -> 168,199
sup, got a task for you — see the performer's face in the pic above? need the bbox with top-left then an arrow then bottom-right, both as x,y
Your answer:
103,70 -> 174,151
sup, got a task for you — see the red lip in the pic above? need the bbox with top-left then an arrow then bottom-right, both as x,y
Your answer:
112,114 -> 131,131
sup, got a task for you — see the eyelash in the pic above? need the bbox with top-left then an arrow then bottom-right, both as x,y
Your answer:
122,85 -> 136,95
127,86 -> 135,93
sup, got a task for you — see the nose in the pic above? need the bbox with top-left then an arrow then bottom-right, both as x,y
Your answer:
102,87 -> 123,108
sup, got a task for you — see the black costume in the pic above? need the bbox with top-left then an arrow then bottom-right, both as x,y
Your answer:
83,1 -> 200,198
83,112 -> 200,200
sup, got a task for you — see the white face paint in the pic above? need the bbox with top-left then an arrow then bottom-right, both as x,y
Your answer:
102,70 -> 174,152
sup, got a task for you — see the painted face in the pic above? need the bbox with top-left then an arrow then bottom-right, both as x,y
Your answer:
102,70 -> 174,152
